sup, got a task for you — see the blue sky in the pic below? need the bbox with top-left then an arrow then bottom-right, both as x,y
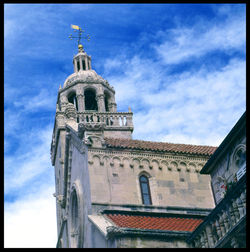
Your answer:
4,3 -> 246,248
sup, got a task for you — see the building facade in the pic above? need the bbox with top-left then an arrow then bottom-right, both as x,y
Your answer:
50,44 -> 245,248
187,112 -> 246,248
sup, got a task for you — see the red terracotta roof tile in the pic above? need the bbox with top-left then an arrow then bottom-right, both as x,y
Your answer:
105,213 -> 203,232
104,138 -> 217,156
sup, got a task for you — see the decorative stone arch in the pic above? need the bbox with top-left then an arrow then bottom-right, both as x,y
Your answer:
92,155 -> 101,166
169,161 -> 178,171
84,87 -> 98,111
150,159 -> 159,170
102,155 -> 110,163
179,161 -> 187,172
160,160 -> 168,171
132,158 -> 141,169
141,158 -> 150,170
122,157 -> 130,169
110,156 -> 121,169
68,181 -> 83,248
196,163 -> 204,173
187,162 -> 196,173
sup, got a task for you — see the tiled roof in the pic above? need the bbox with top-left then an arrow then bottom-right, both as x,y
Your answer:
104,138 -> 217,156
105,213 -> 203,232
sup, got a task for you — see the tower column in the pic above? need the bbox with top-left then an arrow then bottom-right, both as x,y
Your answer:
85,57 -> 88,70
73,58 -> 78,72
79,56 -> 83,71
96,94 -> 105,112
76,94 -> 85,112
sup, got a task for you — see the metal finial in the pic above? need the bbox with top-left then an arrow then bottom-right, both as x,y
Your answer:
69,24 -> 90,50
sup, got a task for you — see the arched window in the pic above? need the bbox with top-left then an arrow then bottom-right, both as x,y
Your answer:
84,89 -> 98,111
70,189 -> 79,248
139,175 -> 152,205
68,93 -> 78,111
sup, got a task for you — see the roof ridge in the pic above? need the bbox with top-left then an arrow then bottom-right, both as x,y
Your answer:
104,137 -> 217,148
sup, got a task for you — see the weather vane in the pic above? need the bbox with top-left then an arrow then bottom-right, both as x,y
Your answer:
69,24 -> 90,48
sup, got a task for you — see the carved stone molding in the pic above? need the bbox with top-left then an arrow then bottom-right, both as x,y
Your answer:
88,150 -> 207,173
65,103 -> 77,120
83,122 -> 106,131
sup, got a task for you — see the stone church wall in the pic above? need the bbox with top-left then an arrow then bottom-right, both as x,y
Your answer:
87,148 -> 215,209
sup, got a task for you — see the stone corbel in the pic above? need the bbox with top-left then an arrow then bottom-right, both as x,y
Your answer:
55,194 -> 66,206
78,123 -> 85,139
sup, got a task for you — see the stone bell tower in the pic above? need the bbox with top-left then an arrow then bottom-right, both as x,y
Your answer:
50,42 -> 134,240
53,43 -> 134,146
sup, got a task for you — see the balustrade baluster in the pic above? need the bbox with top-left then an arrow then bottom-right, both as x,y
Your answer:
193,238 -> 200,248
218,213 -> 226,237
121,116 -> 124,126
231,237 -> 239,248
113,115 -> 119,126
203,230 -> 209,248
229,204 -> 236,226
215,218 -> 222,240
206,222 -> 215,247
200,233 -> 205,248
232,199 -> 240,223
236,196 -> 244,219
222,210 -> 230,232
240,189 -> 246,215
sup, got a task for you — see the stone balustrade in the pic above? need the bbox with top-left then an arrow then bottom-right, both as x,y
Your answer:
77,112 -> 133,128
188,174 -> 246,248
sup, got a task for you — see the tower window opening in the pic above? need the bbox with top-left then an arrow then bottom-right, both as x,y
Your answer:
105,96 -> 109,112
68,93 -> 78,111
77,61 -> 80,72
82,59 -> 86,70
139,175 -> 152,205
104,92 -> 111,112
84,89 -> 98,111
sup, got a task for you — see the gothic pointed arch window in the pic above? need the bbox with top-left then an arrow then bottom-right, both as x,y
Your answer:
84,89 -> 98,111
139,175 -> 152,205
69,189 -> 80,248
68,92 -> 78,111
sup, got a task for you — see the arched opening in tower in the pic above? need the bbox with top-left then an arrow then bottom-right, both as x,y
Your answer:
84,89 -> 98,111
68,92 -> 78,111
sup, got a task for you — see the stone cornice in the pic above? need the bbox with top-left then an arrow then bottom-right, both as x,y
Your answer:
106,226 -> 191,239
60,77 -> 115,94
88,148 -> 209,163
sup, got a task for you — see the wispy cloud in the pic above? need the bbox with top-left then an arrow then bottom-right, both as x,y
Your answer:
4,124 -> 54,196
154,8 -> 245,65
12,88 -> 56,113
104,35 -> 245,146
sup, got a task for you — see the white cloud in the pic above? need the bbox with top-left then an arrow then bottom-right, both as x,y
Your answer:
12,88 -> 56,112
4,185 -> 57,248
105,48 -> 245,146
154,11 -> 245,65
4,124 -> 54,195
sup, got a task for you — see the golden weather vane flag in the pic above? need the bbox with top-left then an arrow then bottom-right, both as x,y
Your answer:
71,24 -> 80,30
69,24 -> 90,48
